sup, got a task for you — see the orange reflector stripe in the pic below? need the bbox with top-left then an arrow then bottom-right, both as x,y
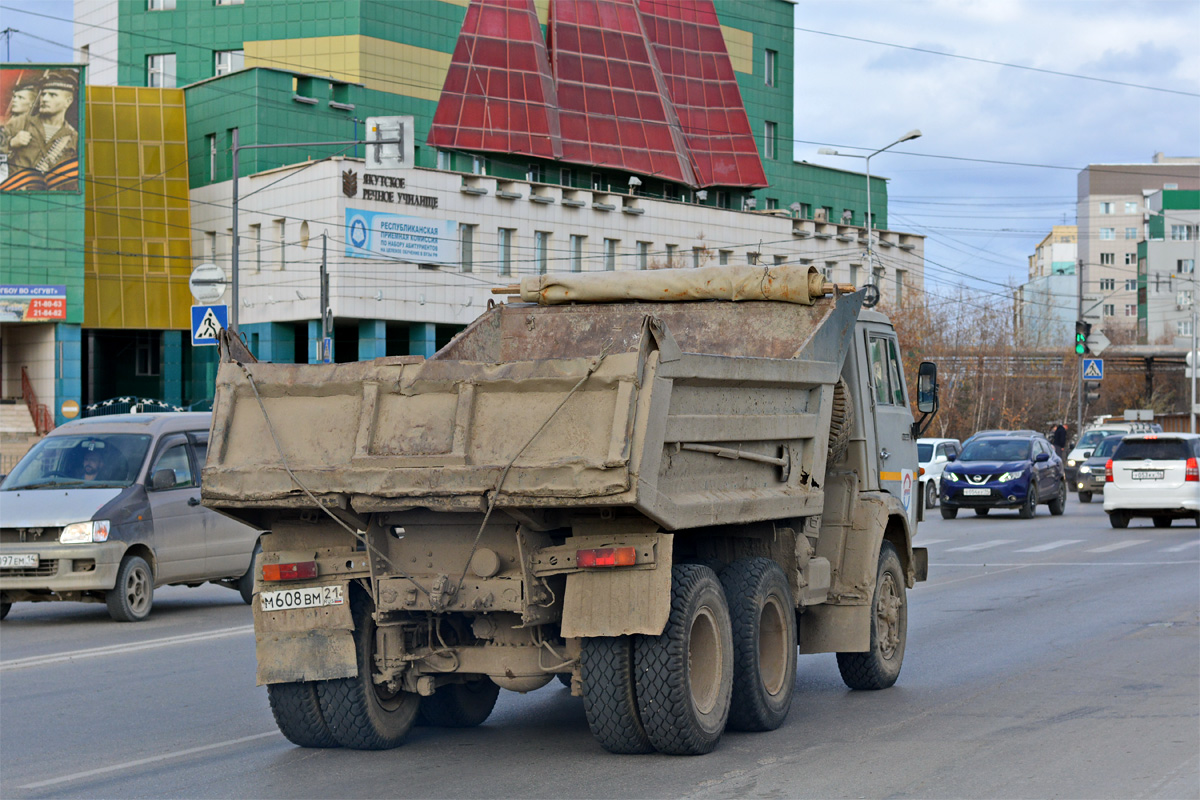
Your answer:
577,547 -> 637,568
262,561 -> 318,581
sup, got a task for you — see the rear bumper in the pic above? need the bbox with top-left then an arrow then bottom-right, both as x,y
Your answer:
1104,486 -> 1200,514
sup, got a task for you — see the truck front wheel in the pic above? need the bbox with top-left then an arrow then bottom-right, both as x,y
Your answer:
720,558 -> 796,732
581,636 -> 654,754
836,542 -> 907,691
267,681 -> 339,748
419,678 -> 500,727
317,598 -> 420,749
634,564 -> 733,755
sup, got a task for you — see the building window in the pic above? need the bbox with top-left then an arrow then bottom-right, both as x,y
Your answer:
719,250 -> 731,265
1099,228 -> 1115,240
747,251 -> 760,265
1125,278 -> 1137,291
147,53 -> 176,88
148,0 -> 176,9
1179,320 -> 1194,337
135,335 -> 161,376
1125,227 -> 1138,240
1171,225 -> 1197,241
206,133 -> 216,181
798,203 -> 811,219
1179,259 -> 1196,274
214,0 -> 244,5
533,231 -> 549,274
471,155 -> 486,175
764,49 -> 777,87
824,262 -> 836,280
570,235 -> 585,272
1103,303 -> 1115,317
1178,290 -> 1193,307
498,228 -> 513,276
693,247 -> 705,269
665,244 -> 678,268
527,163 -> 545,183
1099,278 -> 1115,290
591,172 -> 605,191
1125,201 -> 1139,213
274,219 -> 286,270
1124,304 -> 1136,316
1125,253 -> 1136,266
249,223 -> 261,272
850,263 -> 860,286
1099,202 -> 1114,214
205,231 -> 217,262
460,224 -> 475,272
766,198 -> 778,210
214,49 -> 244,76
560,168 -> 573,187
1100,252 -> 1114,266
604,238 -> 617,271
763,121 -> 777,160
637,241 -> 649,270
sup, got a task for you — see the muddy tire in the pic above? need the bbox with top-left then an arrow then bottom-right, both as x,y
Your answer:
419,678 -> 500,728
581,636 -> 654,754
268,681 -> 339,748
837,542 -> 907,691
827,378 -> 854,465
720,558 -> 796,732
106,555 -> 153,622
317,598 -> 420,749
634,564 -> 733,755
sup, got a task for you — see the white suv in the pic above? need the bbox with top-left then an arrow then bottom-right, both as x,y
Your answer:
1103,433 -> 1200,529
918,437 -> 961,509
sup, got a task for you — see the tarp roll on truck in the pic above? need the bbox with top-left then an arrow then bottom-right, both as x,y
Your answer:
203,263 -> 939,755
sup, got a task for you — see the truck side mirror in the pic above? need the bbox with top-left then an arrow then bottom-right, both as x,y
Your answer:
916,362 -> 937,414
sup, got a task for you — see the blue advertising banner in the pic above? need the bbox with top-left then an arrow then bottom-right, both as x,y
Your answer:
345,208 -> 458,265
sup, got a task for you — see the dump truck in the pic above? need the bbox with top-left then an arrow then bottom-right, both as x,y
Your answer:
203,264 -> 938,756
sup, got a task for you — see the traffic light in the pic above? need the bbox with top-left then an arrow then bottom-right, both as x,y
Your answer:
1075,320 -> 1091,355
1084,380 -> 1101,402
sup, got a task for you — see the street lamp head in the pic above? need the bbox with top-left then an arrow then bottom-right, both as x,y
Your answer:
816,147 -> 839,156
899,129 -> 922,143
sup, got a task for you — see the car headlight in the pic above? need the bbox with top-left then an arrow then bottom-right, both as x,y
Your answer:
59,520 -> 111,544
1067,459 -> 1076,467
943,471 -> 959,481
1079,465 -> 1092,475
997,471 -> 1024,482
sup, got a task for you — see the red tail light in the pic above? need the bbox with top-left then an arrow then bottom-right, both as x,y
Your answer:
577,547 -> 637,568
1105,459 -> 1113,482
262,561 -> 318,581
1187,457 -> 1199,482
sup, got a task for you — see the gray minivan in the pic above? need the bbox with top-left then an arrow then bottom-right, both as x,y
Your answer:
0,412 -> 261,622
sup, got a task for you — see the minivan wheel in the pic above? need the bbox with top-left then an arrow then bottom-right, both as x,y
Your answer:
1109,511 -> 1130,529
1152,516 -> 1172,528
107,555 -> 153,622
924,480 -> 938,509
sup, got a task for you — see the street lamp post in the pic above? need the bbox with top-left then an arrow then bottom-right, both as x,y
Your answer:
818,129 -> 921,285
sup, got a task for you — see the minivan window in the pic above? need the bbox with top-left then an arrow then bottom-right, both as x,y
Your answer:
1112,439 -> 1191,461
1093,436 -> 1124,458
1078,429 -> 1120,449
961,438 -> 1032,462
2,433 -> 151,490
150,442 -> 195,489
918,444 -> 933,462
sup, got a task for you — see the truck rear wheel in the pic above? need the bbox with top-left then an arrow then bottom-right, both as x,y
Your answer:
317,598 -> 420,749
837,542 -> 907,691
634,564 -> 733,755
419,678 -> 500,728
267,681 -> 339,748
581,636 -> 655,754
720,558 -> 796,732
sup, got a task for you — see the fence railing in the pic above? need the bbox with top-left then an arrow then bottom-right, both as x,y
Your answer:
20,367 -> 53,435
83,397 -> 187,417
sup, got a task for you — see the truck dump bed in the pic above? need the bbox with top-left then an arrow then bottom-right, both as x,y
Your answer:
204,290 -> 862,531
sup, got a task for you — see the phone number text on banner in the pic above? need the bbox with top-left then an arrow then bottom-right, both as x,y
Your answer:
344,209 -> 458,266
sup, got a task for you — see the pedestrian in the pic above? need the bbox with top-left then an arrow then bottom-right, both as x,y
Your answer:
1052,422 -> 1067,459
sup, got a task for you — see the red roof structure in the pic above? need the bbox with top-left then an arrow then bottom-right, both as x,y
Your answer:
428,0 -> 765,189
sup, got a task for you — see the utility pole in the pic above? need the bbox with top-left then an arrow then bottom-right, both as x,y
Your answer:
1076,258 -> 1084,434
1,28 -> 15,62
320,232 -> 330,363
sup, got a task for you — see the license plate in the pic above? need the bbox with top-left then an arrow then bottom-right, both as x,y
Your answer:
260,585 -> 344,612
0,554 -> 39,568
1132,470 -> 1165,480
962,488 -> 991,496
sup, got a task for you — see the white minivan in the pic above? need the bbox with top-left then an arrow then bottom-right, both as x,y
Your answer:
1103,433 -> 1200,529
918,437 -> 961,508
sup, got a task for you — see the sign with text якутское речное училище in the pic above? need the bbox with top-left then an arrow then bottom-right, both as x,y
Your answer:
344,208 -> 458,266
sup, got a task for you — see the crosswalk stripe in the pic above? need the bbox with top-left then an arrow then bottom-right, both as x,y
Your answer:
1086,540 -> 1148,553
1014,539 -> 1084,553
1162,540 -> 1200,553
945,539 -> 1015,552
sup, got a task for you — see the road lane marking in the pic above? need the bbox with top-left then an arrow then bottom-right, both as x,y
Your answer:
914,538 -> 952,546
0,625 -> 253,672
1014,539 -> 1083,552
944,539 -> 1015,552
19,731 -> 278,790
1162,540 -> 1200,552
1086,539 -> 1148,553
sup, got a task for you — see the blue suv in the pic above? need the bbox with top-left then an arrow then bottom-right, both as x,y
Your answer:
941,434 -> 1067,519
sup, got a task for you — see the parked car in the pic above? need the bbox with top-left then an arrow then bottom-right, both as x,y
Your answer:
1075,434 -> 1125,502
940,433 -> 1067,519
960,429 -> 1048,448
0,412 -> 262,622
1065,422 -> 1160,491
918,437 -> 961,508
1103,433 -> 1200,529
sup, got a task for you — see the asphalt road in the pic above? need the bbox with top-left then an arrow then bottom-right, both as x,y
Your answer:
1,498 -> 1197,799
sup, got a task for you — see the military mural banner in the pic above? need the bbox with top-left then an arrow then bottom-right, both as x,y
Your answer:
344,208 -> 458,265
0,285 -> 68,321
0,65 -> 82,192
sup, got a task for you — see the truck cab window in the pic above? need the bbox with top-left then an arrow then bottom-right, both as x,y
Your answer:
886,338 -> 906,406
869,337 -> 891,405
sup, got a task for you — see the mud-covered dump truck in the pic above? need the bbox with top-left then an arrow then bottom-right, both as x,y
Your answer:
203,264 -> 938,755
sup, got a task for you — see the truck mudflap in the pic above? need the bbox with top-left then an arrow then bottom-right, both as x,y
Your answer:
253,583 -> 356,685
556,532 -> 674,638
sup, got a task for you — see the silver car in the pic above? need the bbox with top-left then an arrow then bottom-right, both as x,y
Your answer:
0,413 -> 262,621
1103,433 -> 1200,529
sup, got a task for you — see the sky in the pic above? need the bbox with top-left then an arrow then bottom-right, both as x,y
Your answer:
2,0 -> 1198,307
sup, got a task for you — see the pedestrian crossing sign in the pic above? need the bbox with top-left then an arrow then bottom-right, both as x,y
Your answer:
1083,358 -> 1103,380
191,304 -> 228,346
